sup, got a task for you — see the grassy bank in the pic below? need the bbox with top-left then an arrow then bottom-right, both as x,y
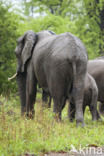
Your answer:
0,94 -> 104,156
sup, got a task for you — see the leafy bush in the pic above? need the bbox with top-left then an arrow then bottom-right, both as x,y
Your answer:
0,3 -> 21,94
20,14 -> 100,60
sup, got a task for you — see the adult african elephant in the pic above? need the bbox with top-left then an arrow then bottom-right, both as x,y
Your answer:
88,59 -> 104,116
68,73 -> 99,122
15,30 -> 88,126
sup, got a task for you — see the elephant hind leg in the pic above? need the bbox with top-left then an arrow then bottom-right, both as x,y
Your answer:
98,102 -> 104,117
89,91 -> 98,121
72,75 -> 85,127
17,73 -> 26,116
90,103 -> 101,121
48,96 -> 52,108
53,96 -> 66,121
68,100 -> 75,122
96,110 -> 101,120
42,90 -> 50,108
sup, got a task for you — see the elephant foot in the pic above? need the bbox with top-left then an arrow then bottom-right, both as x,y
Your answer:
21,108 -> 35,119
76,121 -> 85,128
76,113 -> 85,127
92,116 -> 102,122
97,117 -> 102,122
92,118 -> 97,121
42,102 -> 50,108
97,113 -> 102,120
92,115 -> 98,121
21,107 -> 26,117
54,113 -> 61,122
76,116 -> 85,127
25,111 -> 35,119
69,118 -> 75,123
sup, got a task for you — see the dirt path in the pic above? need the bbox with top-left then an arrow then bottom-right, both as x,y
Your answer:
44,153 -> 73,156
44,146 -> 104,156
45,152 -> 104,156
21,147 -> 104,156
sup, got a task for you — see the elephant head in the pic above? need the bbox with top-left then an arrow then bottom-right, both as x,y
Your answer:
15,30 -> 37,73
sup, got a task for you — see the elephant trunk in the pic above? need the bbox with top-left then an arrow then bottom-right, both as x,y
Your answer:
16,72 -> 26,115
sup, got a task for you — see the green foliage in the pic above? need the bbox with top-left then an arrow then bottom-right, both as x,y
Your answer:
0,0 -> 104,94
0,95 -> 104,155
0,2 -> 21,94
19,14 -> 73,33
21,0 -> 104,58
19,14 -> 100,59
83,0 -> 104,54
22,0 -> 84,18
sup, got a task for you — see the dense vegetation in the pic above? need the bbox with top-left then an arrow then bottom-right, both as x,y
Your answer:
0,1 -> 20,94
0,0 -> 104,155
0,0 -> 104,94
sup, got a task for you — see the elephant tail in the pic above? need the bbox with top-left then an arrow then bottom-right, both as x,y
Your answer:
71,61 -> 77,96
72,61 -> 76,81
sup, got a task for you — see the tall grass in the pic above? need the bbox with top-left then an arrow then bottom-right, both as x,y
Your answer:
0,94 -> 104,156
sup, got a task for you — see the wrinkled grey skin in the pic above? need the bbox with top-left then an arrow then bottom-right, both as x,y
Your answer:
42,90 -> 52,108
88,59 -> 104,116
15,30 -> 88,126
68,73 -> 99,122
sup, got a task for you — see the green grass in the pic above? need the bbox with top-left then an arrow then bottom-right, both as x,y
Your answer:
0,94 -> 104,156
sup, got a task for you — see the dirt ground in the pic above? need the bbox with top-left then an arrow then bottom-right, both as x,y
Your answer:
22,146 -> 104,156
44,152 -> 104,156
44,146 -> 104,156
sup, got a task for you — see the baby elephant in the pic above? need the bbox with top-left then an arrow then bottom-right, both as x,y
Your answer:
68,73 -> 99,122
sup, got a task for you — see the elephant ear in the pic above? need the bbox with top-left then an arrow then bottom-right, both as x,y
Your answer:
21,30 -> 37,72
98,102 -> 104,116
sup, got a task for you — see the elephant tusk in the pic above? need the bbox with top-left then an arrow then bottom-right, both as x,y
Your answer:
8,73 -> 17,81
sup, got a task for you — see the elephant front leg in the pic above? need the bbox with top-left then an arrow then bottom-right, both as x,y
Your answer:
26,67 -> 37,119
26,79 -> 37,118
16,73 -> 27,117
68,100 -> 75,122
